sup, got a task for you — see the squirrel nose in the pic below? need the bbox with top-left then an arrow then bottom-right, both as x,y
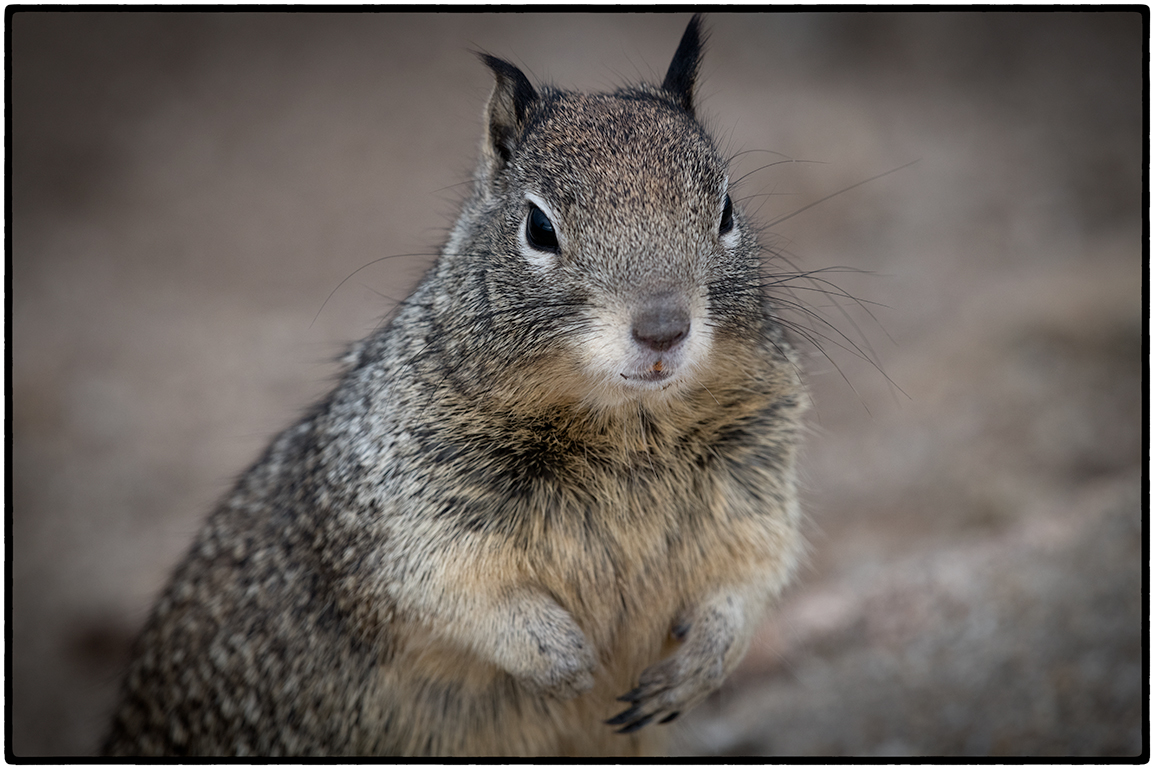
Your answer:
631,301 -> 690,352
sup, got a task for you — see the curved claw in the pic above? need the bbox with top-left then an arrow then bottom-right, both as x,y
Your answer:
605,705 -> 640,726
607,702 -> 681,733
616,713 -> 655,734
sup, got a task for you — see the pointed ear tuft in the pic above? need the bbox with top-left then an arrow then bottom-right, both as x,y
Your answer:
478,53 -> 539,169
662,14 -> 707,118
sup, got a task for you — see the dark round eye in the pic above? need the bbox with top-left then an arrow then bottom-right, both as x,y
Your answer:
719,194 -> 734,235
526,204 -> 559,253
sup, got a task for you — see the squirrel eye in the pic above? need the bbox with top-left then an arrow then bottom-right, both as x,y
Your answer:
719,194 -> 734,235
526,204 -> 559,253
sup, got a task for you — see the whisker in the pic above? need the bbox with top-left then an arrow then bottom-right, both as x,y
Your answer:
730,157 -> 827,189
313,252 -> 439,327
762,160 -> 920,230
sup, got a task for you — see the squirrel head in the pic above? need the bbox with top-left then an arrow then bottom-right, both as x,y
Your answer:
435,16 -> 773,414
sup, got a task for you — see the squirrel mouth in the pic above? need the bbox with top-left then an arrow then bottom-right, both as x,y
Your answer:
620,360 -> 674,383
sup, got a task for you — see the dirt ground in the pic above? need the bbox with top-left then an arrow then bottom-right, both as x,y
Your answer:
10,11 -> 1145,757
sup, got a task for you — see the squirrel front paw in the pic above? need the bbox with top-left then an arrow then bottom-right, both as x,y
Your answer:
607,606 -> 740,732
605,650 -> 724,732
507,602 -> 596,699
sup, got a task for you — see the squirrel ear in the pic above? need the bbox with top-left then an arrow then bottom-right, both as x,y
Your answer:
479,54 -> 539,169
662,14 -> 706,118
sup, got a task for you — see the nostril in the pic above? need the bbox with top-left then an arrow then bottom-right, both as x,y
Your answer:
632,305 -> 690,353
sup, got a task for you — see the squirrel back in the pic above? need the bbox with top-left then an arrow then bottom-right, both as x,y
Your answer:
103,15 -> 807,757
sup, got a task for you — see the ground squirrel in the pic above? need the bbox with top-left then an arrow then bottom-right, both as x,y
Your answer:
102,15 -> 807,757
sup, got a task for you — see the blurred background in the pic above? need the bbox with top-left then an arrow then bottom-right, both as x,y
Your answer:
10,11 -> 1144,757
